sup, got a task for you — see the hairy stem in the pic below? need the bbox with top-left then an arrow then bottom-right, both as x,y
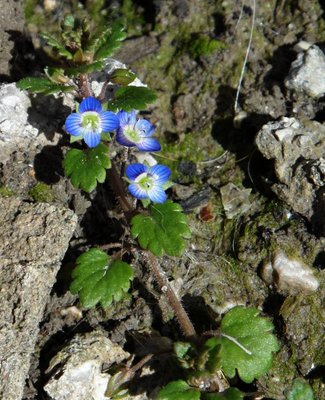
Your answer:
103,130 -> 196,340
143,251 -> 197,340
79,73 -> 92,98
106,161 -> 135,220
98,79 -> 111,102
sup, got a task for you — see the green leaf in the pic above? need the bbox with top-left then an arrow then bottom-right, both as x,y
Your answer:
65,60 -> 104,76
44,67 -> 69,84
70,248 -> 134,309
107,86 -> 157,112
41,32 -> 73,60
156,380 -> 200,400
84,26 -> 114,54
202,388 -> 244,400
174,342 -> 192,360
63,14 -> 75,28
95,23 -> 126,60
131,201 -> 191,257
109,68 -> 136,86
17,77 -> 74,94
287,379 -> 314,400
213,307 -> 280,383
63,144 -> 111,193
174,341 -> 195,369
201,338 -> 222,373
70,134 -> 84,144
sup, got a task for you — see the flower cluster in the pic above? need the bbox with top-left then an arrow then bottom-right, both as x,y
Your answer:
65,96 -> 170,203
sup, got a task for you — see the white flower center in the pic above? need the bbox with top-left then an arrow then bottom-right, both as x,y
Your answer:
135,172 -> 155,191
81,111 -> 101,132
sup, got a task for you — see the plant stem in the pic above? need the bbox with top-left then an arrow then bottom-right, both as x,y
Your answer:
143,251 -> 197,340
79,73 -> 92,98
106,161 -> 135,221
98,79 -> 111,102
106,158 -> 196,340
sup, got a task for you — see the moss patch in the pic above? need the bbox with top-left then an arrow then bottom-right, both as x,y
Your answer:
29,182 -> 54,203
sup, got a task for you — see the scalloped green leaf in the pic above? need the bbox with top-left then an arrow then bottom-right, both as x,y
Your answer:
212,307 -> 280,383
63,144 -> 111,193
107,86 -> 157,112
109,68 -> 136,86
94,23 -> 126,60
202,388 -> 244,400
17,77 -> 74,94
287,380 -> 314,400
41,32 -> 73,59
156,380 -> 200,400
131,201 -> 191,257
70,248 -> 134,309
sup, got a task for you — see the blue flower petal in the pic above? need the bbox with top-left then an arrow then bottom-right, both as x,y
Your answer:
79,97 -> 102,113
100,111 -> 119,132
150,164 -> 171,183
128,183 -> 148,199
126,163 -> 147,181
116,129 -> 135,147
135,119 -> 155,137
83,130 -> 101,148
148,185 -> 167,203
136,138 -> 161,152
117,110 -> 137,127
65,113 -> 82,136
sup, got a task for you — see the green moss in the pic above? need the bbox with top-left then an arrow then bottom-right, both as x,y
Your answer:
185,35 -> 226,58
120,0 -> 146,36
0,186 -> 14,197
29,182 -> 54,203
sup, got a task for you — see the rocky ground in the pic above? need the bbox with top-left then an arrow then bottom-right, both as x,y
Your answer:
0,0 -> 324,399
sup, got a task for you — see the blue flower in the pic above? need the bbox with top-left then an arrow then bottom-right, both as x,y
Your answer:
126,163 -> 171,203
116,110 -> 161,152
65,97 -> 119,148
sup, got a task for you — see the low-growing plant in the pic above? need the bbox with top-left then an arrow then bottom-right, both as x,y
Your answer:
18,13 -> 280,399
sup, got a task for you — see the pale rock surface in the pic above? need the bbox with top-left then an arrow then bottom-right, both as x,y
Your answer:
261,251 -> 319,294
0,197 -> 77,400
285,45 -> 325,98
0,83 -> 39,162
44,331 -> 129,400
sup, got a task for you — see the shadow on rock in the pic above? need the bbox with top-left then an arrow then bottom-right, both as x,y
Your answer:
263,44 -> 297,90
34,145 -> 64,184
79,183 -> 124,246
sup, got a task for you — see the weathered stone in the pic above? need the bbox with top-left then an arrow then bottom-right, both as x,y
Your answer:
0,197 -> 77,400
255,117 -> 325,228
261,251 -> 319,294
44,331 -> 129,400
285,45 -> 325,98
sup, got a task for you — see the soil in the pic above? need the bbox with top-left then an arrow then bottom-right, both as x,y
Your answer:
0,0 -> 324,399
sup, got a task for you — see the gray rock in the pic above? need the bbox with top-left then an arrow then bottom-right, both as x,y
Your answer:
0,0 -> 24,77
44,331 -> 129,400
0,197 -> 77,400
285,45 -> 325,98
261,251 -> 319,294
255,117 -> 325,226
